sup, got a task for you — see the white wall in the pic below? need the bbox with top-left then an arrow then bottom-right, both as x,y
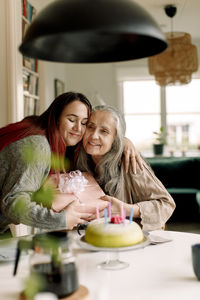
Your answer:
40,61 -> 118,111
65,63 -> 117,107
0,1 -> 7,127
39,61 -> 69,112
0,0 -> 23,127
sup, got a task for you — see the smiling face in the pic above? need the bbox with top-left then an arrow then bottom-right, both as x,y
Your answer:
59,100 -> 89,146
83,110 -> 116,163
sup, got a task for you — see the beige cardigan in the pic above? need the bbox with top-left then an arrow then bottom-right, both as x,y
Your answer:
116,158 -> 176,231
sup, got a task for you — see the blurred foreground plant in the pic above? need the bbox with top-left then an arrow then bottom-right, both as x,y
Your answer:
24,273 -> 45,300
23,146 -> 70,171
21,145 -> 70,209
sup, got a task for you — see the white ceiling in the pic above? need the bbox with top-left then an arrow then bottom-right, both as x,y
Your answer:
134,0 -> 200,40
32,0 -> 200,41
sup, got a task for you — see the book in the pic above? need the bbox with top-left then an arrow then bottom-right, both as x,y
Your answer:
34,99 -> 40,115
23,56 -> 32,69
22,19 -> 29,39
22,0 -> 27,18
27,2 -> 33,22
24,96 -> 35,116
22,71 -> 30,91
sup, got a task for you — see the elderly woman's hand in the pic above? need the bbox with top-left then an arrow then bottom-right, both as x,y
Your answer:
100,195 -> 141,219
100,195 -> 130,215
123,137 -> 143,174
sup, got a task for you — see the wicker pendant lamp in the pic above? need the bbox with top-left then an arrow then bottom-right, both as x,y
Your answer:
148,4 -> 198,86
19,0 -> 168,63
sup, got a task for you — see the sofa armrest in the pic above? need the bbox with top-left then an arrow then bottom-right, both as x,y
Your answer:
167,188 -> 200,194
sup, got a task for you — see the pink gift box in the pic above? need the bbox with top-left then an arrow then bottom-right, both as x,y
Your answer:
52,172 -> 108,214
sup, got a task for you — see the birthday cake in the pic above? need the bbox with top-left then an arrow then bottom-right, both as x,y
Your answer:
85,216 -> 144,248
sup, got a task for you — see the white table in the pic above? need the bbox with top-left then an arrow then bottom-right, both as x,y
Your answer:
1,230 -> 200,300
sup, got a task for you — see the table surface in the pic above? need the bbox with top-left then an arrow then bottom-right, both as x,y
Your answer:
1,230 -> 200,300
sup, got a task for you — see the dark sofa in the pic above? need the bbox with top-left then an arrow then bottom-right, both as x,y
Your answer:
146,157 -> 200,222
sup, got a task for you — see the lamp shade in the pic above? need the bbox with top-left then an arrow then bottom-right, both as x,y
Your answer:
148,32 -> 198,86
19,0 -> 168,63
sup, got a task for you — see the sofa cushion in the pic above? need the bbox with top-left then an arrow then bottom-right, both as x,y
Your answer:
167,193 -> 200,222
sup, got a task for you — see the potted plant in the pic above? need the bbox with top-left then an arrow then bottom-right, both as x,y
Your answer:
153,127 -> 166,156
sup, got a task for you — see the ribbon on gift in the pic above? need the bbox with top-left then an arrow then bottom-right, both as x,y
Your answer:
58,170 -> 88,204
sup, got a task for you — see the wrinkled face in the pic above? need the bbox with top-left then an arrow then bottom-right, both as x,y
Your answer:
59,100 -> 89,146
83,110 -> 116,163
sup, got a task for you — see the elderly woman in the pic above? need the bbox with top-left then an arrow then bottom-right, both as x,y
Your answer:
76,105 -> 176,231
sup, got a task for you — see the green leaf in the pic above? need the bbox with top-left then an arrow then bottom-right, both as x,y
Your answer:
32,186 -> 55,209
24,273 -> 46,300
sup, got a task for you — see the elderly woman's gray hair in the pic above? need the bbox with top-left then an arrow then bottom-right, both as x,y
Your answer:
76,105 -> 126,196
93,104 -> 126,137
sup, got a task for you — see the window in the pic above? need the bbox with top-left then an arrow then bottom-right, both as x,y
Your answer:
166,80 -> 200,151
123,79 -> 200,155
123,80 -> 160,152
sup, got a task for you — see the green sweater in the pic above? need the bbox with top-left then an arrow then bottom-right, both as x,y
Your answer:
0,135 -> 66,233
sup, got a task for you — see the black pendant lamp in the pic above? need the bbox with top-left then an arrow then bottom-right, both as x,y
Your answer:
19,0 -> 168,63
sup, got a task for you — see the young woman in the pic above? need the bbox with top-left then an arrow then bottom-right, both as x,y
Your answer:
76,105 -> 176,231
0,92 -> 94,234
0,92 -> 141,234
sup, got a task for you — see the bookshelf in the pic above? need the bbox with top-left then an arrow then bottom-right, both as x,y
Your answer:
21,0 -> 40,117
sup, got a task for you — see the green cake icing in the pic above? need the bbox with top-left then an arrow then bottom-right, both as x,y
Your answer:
85,218 -> 144,248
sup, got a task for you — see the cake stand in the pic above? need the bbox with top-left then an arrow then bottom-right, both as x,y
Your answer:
77,233 -> 150,270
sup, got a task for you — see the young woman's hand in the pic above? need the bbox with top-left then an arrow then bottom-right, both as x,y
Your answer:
123,137 -> 143,174
64,200 -> 93,229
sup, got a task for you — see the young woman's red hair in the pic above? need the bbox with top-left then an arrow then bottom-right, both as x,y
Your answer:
0,92 -> 92,170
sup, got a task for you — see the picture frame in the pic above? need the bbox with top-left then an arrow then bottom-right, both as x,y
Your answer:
54,79 -> 65,97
